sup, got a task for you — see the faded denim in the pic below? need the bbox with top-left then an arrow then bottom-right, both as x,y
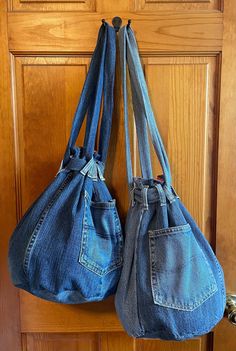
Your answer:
8,23 -> 123,304
115,26 -> 226,340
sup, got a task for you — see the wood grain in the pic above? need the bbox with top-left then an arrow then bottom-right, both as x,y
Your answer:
133,0 -> 221,11
99,332 -> 134,351
214,0 -> 236,349
24,333 -> 98,351
142,56 -> 219,244
8,12 -> 223,53
9,0 -> 96,12
20,295 -> 123,332
0,0 -> 21,350
13,56 -> 89,214
136,338 -> 201,351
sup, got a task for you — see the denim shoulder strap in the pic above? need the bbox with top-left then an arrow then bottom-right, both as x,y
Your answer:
119,26 -> 172,188
83,25 -> 116,163
119,27 -> 153,181
62,23 -> 108,167
98,26 -> 116,163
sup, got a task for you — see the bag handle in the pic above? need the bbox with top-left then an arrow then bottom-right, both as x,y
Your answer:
118,25 -> 172,189
126,27 -> 172,186
62,23 -> 113,167
83,25 -> 116,163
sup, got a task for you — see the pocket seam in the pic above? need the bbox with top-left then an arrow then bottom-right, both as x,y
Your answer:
149,223 -> 191,237
79,197 -> 123,277
148,224 -> 218,311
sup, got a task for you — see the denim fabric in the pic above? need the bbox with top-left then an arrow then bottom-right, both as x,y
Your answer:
115,26 -> 226,340
8,23 -> 123,304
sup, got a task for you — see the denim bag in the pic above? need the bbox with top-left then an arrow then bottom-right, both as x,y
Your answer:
8,23 -> 123,304
115,25 -> 226,340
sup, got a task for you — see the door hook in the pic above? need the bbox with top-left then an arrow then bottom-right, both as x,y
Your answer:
112,17 -> 122,32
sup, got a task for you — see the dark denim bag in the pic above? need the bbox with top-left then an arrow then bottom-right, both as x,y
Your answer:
8,23 -> 123,304
115,25 -> 226,340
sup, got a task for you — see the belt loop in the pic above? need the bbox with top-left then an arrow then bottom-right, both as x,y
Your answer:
154,184 -> 166,207
56,160 -> 64,176
142,186 -> 149,211
163,184 -> 176,204
97,164 -> 105,181
171,186 -> 179,199
129,183 -> 136,207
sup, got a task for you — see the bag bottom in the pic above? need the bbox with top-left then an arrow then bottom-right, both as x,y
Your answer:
128,310 -> 225,341
15,283 -> 109,304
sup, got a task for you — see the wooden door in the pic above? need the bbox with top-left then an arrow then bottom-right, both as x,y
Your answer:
1,0 -> 236,350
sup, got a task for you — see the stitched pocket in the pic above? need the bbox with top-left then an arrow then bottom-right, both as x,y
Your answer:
149,223 -> 217,311
79,191 -> 123,276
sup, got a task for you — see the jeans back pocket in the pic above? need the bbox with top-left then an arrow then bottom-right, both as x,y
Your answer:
79,191 -> 123,276
149,223 -> 217,311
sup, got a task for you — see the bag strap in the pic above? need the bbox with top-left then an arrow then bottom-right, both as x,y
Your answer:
83,25 -> 116,163
97,25 -> 116,163
127,27 -> 172,187
118,25 -> 172,189
62,23 -> 114,167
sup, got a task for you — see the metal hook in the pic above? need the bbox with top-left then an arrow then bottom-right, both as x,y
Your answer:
101,18 -> 106,26
127,19 -> 132,28
112,16 -> 122,32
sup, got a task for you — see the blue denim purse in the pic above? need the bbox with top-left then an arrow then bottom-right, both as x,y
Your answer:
8,23 -> 123,304
115,25 -> 226,340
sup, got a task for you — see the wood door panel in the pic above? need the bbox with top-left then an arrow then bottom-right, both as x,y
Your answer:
99,332 -> 134,351
9,0 -> 96,12
22,332 -> 208,351
136,56 -> 219,244
13,56 -> 90,213
8,12 -> 223,53
23,333 -> 98,351
136,338 -> 202,351
132,0 -> 222,11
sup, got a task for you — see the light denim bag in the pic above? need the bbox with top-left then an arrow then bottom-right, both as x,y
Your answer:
8,23 -> 123,304
115,25 -> 226,340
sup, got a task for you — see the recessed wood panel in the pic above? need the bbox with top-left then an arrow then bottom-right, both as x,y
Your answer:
22,332 -> 210,351
133,0 -> 221,11
133,56 -> 219,244
9,0 -> 96,12
23,333 -> 98,351
99,332 -> 134,351
13,56 -> 90,214
136,338 -> 201,351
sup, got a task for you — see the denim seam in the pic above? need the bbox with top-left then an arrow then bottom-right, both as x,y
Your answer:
29,286 -> 103,300
148,224 -> 218,311
152,284 -> 218,311
149,223 -> 191,237
150,260 -> 218,311
149,266 -> 218,311
90,201 -> 116,209
135,207 -> 146,336
23,172 -> 73,277
79,198 -> 123,277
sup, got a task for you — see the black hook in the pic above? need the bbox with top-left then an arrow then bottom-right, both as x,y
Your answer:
101,18 -> 106,26
127,19 -> 132,28
112,16 -> 122,32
